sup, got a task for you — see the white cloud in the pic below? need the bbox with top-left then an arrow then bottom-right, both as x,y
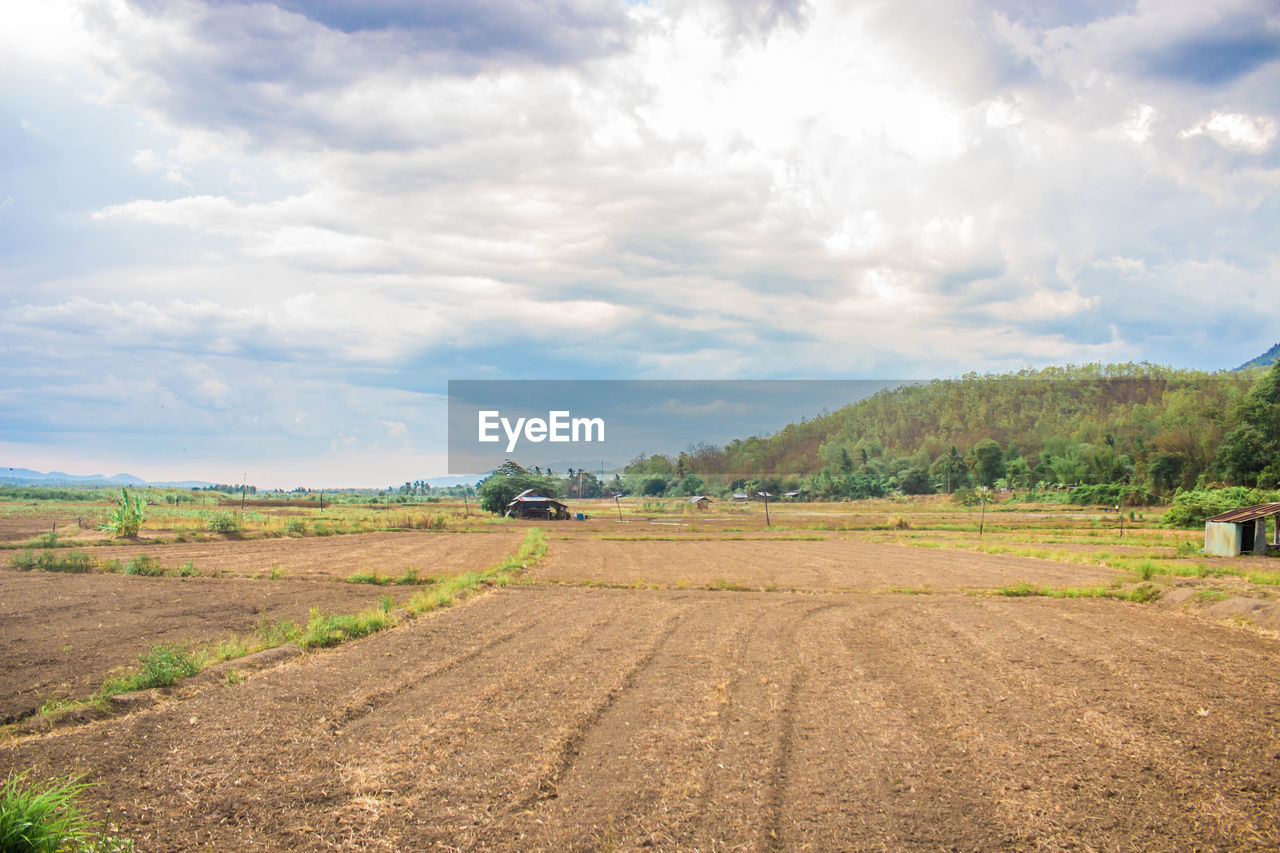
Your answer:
1181,111 -> 1277,152
1092,256 -> 1146,279
3,0 -> 1279,485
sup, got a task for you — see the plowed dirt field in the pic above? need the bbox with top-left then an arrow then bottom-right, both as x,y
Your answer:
65,530 -> 524,581
0,573 -> 395,722
5,584 -> 1280,851
534,538 -> 1121,591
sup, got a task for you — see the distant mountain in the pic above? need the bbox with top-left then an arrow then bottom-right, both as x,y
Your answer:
0,468 -> 168,488
1235,342 -> 1280,371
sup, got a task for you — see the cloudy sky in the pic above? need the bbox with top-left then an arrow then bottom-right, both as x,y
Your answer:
2,0 -> 1278,488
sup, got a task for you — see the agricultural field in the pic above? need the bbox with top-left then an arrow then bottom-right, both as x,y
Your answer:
3,494 -> 1280,851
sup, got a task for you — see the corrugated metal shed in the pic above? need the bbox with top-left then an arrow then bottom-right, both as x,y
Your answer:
1206,503 -> 1280,523
1204,502 -> 1280,556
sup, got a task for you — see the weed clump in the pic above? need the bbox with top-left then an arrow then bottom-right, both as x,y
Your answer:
9,550 -> 95,573
298,607 -> 390,649
0,771 -> 134,852
122,555 -> 164,577
99,644 -> 204,697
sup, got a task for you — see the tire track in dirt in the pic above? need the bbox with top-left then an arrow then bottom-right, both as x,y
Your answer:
758,603 -> 838,852
780,599 -> 1017,851
330,587 -> 629,731
479,594 -> 798,851
323,589 -> 719,851
879,597 -> 1280,850
671,599 -> 838,851
520,607 -> 692,810
988,599 -> 1280,847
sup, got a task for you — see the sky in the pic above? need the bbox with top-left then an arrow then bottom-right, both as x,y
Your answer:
2,0 -> 1278,488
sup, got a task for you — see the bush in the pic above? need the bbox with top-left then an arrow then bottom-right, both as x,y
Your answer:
122,555 -> 165,577
283,517 -> 307,535
204,512 -> 242,534
1165,487 -> 1269,528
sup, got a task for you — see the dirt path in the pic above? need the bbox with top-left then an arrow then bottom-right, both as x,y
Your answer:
534,538 -> 1122,591
4,586 -> 1278,851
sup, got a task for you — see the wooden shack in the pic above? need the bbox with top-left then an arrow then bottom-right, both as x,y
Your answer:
506,488 -> 570,520
1204,502 -> 1280,556
688,496 -> 712,509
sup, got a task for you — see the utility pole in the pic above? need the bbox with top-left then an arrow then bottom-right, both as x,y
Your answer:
615,494 -> 623,522
979,487 -> 987,536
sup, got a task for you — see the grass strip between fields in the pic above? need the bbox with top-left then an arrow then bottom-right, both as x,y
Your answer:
989,580 -> 1161,602
26,528 -> 548,728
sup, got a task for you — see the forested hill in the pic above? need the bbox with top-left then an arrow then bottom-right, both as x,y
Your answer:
1236,342 -> 1280,371
643,362 -> 1280,498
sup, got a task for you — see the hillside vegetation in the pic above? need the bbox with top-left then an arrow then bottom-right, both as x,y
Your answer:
616,361 -> 1280,505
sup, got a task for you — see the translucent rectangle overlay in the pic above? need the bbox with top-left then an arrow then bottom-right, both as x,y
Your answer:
447,379 -> 912,475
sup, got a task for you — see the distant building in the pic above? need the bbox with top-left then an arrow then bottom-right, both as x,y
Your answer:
506,488 -> 570,520
732,492 -> 749,501
1204,502 -> 1280,556
688,496 -> 712,509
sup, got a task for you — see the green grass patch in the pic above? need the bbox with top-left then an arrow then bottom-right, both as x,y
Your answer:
993,580 -> 1160,602
298,607 -> 391,649
1195,589 -> 1230,602
345,569 -> 390,585
98,644 -> 205,698
0,771 -> 134,853
405,527 -> 546,616
1245,570 -> 1280,586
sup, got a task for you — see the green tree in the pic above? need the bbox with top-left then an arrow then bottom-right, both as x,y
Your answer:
678,474 -> 706,496
476,461 -> 561,515
1217,360 -> 1280,487
971,439 -> 1005,487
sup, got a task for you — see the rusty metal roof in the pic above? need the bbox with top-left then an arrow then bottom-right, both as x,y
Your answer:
1206,502 -> 1280,523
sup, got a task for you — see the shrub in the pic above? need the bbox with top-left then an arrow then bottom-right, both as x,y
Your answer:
29,531 -> 60,549
122,555 -> 164,577
204,512 -> 242,534
283,518 -> 307,535
1165,487 -> 1267,528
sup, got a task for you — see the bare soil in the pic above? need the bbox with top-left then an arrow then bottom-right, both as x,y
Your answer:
42,530 -> 524,581
533,538 -> 1121,591
3,585 -> 1279,851
0,572 -> 396,723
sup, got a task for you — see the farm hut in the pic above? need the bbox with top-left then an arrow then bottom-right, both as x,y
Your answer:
506,488 -> 570,520
783,490 -> 802,500
688,496 -> 712,509
1204,502 -> 1280,557
732,492 -> 749,501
